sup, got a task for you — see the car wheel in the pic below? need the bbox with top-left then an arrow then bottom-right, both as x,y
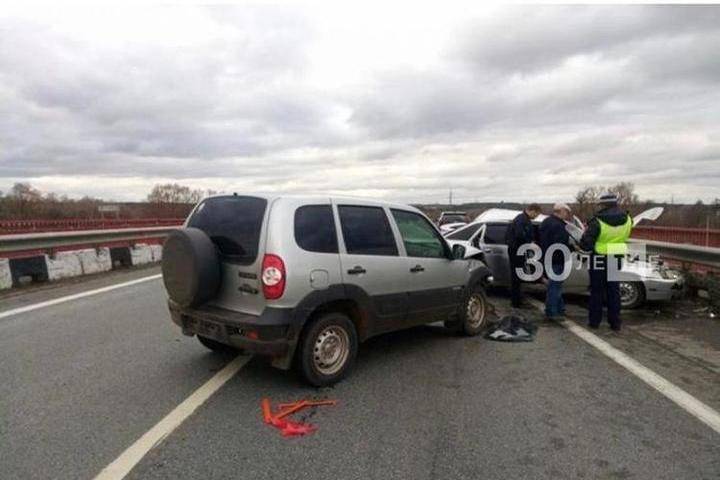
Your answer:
456,285 -> 490,336
197,335 -> 239,354
619,281 -> 645,309
298,312 -> 358,387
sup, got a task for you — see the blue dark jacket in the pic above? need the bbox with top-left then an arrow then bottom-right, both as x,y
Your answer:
505,212 -> 535,253
539,215 -> 571,268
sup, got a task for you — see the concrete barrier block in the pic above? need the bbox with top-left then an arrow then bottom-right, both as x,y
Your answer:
78,248 -> 112,275
46,252 -> 83,281
131,244 -> 153,266
0,259 -> 11,290
150,244 -> 163,262
97,247 -> 112,270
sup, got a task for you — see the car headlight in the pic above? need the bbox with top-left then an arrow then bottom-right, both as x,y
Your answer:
659,268 -> 681,280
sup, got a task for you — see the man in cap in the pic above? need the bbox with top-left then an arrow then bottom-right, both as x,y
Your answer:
505,203 -> 542,308
579,193 -> 633,331
539,203 -> 573,319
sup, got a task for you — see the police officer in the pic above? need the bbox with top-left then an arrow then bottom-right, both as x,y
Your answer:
505,203 -> 542,308
579,193 -> 633,331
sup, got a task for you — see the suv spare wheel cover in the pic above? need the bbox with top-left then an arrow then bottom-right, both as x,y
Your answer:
162,227 -> 221,307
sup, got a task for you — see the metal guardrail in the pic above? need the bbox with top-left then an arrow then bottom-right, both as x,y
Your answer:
0,226 -> 179,255
2,227 -> 718,270
633,225 -> 720,248
629,239 -> 720,270
0,218 -> 185,235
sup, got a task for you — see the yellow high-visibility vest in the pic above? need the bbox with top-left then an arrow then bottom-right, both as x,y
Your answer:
595,215 -> 632,255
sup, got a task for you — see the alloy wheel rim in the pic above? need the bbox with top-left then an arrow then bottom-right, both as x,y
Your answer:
313,326 -> 350,375
620,282 -> 638,306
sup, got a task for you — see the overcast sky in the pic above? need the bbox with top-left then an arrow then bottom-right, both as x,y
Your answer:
1,4 -> 719,204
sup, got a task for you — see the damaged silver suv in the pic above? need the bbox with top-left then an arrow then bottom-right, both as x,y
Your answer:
162,194 -> 492,386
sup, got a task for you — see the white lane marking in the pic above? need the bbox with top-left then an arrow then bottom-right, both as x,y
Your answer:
0,274 -> 162,320
93,354 -> 252,480
526,298 -> 720,435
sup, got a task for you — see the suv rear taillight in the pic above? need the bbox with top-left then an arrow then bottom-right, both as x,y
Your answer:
261,254 -> 286,300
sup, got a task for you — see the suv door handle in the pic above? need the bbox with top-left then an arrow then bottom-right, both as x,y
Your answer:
347,266 -> 366,275
410,265 -> 425,273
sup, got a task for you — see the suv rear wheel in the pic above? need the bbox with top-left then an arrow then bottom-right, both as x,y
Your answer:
298,312 -> 358,387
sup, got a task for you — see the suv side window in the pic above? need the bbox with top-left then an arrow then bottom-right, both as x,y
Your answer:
294,205 -> 338,253
391,209 -> 448,258
338,205 -> 398,256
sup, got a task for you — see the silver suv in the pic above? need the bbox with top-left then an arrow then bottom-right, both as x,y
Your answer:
162,194 -> 492,386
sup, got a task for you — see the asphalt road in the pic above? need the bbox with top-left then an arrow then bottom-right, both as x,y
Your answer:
1,268 -> 718,480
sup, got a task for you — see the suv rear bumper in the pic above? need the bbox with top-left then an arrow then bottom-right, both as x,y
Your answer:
167,300 -> 294,356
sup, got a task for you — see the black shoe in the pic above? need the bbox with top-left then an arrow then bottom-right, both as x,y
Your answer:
610,325 -> 621,333
588,324 -> 600,330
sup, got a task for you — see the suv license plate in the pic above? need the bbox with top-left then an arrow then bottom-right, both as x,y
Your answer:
194,319 -> 224,341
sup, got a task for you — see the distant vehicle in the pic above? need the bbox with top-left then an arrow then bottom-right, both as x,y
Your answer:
437,211 -> 469,234
444,208 -> 683,309
161,195 -> 492,386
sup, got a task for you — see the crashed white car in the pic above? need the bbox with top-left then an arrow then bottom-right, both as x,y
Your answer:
444,208 -> 683,309
437,211 -> 469,235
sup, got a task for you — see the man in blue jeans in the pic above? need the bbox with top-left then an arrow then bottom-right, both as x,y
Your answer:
539,203 -> 573,319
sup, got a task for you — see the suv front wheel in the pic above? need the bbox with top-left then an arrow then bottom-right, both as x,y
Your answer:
298,312 -> 358,387
447,285 -> 489,336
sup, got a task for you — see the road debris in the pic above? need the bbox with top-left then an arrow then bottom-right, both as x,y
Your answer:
261,398 -> 337,437
485,315 -> 537,342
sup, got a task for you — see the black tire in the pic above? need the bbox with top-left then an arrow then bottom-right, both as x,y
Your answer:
197,335 -> 238,353
449,285 -> 489,336
620,281 -> 645,309
298,312 -> 358,387
162,228 -> 221,307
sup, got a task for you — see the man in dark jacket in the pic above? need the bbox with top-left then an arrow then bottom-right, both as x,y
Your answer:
505,203 -> 542,307
539,203 -> 573,319
580,193 -> 633,331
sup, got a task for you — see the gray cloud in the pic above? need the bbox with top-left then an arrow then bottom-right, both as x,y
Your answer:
0,5 -> 719,203
454,6 -> 720,74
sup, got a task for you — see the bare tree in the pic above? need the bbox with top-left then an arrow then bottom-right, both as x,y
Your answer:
607,182 -> 639,208
147,183 -> 204,204
575,182 -> 640,219
575,185 -> 602,219
10,182 -> 43,202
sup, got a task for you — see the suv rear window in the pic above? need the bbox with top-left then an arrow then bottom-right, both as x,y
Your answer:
187,196 -> 267,263
294,205 -> 338,253
338,205 -> 398,256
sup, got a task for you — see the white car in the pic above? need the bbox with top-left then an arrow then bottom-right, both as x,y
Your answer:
437,211 -> 468,234
444,208 -> 683,308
